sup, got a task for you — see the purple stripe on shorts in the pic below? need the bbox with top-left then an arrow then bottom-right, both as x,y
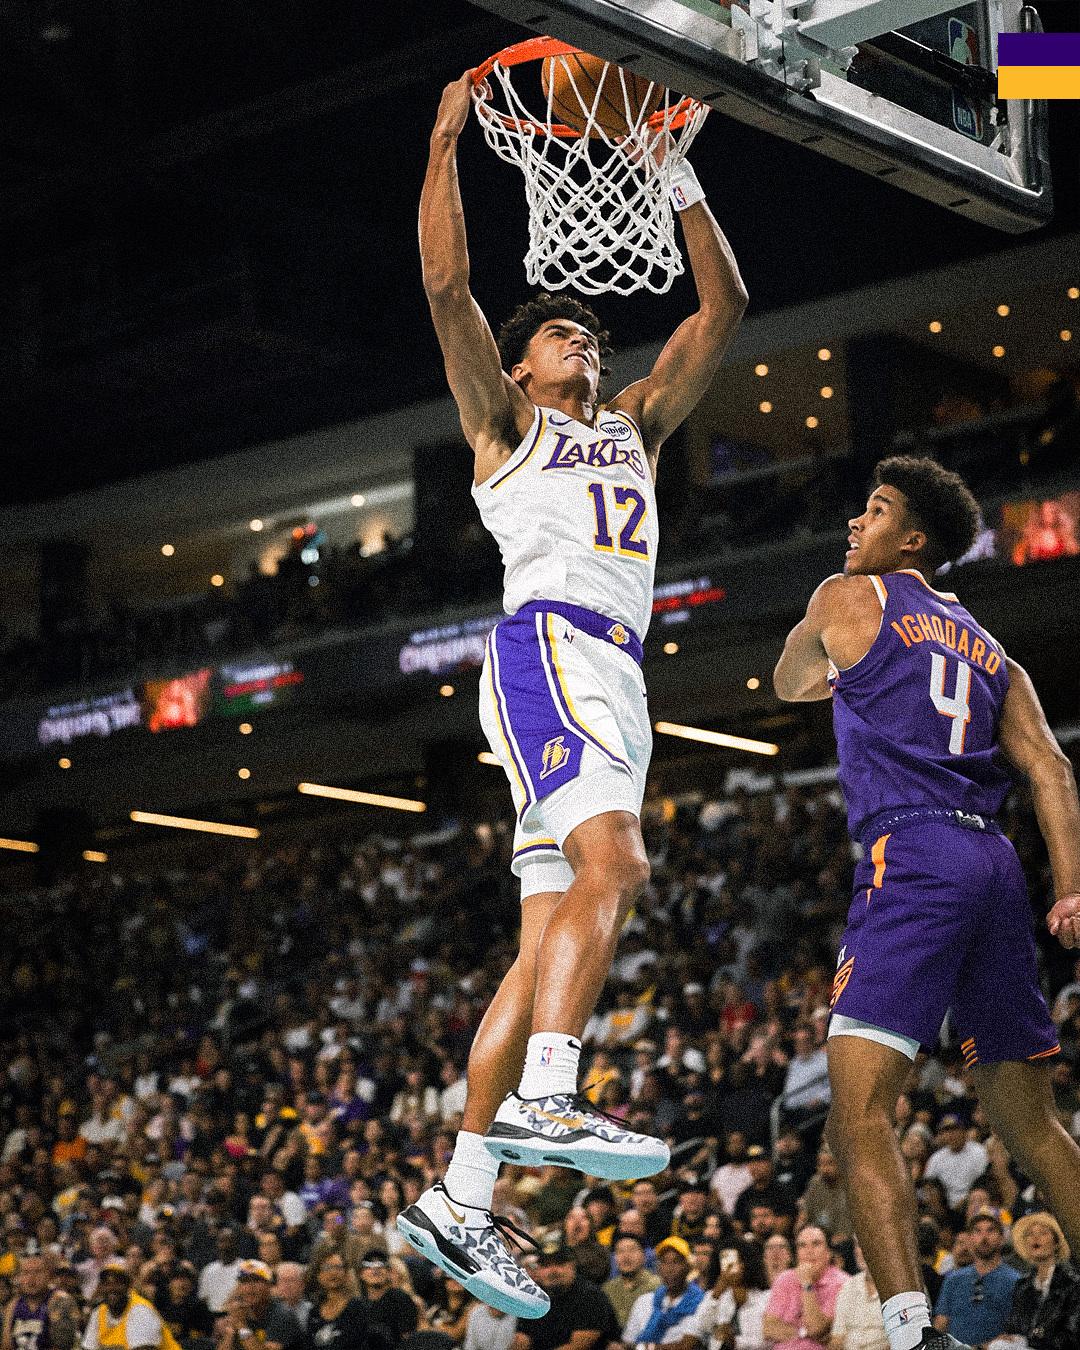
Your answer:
536,613 -> 631,773
488,630 -> 536,823
490,619 -> 584,805
513,599 -> 643,665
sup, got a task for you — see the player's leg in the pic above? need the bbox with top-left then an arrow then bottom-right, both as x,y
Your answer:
528,808 -> 649,1036
972,1061 -> 1080,1254
825,1034 -> 925,1302
483,629 -> 667,1180
396,886 -> 562,1319
956,836 -> 1080,1251
826,826 -> 977,1350
460,889 -> 564,1136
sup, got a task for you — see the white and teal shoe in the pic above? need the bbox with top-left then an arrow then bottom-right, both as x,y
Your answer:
397,1183 -> 549,1320
484,1091 -> 670,1180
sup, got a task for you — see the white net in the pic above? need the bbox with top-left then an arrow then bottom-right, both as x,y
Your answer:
472,44 -> 709,297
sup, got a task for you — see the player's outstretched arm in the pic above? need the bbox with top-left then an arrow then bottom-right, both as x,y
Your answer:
420,74 -> 531,457
612,171 -> 747,458
998,657 -> 1080,948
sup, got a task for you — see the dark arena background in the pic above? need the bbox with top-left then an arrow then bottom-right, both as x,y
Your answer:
1,1 -> 1079,1347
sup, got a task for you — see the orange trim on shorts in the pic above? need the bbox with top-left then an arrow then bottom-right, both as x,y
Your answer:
962,1036 -> 979,1067
831,956 -> 855,1007
871,833 -> 890,889
1028,1045 -> 1061,1061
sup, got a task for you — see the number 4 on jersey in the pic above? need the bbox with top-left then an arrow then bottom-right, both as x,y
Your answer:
930,653 -> 972,754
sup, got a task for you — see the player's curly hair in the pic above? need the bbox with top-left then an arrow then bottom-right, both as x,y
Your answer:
873,454 -> 981,568
497,292 -> 612,377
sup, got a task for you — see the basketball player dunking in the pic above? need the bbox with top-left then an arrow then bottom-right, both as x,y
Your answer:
775,455 -> 1080,1350
397,73 -> 747,1316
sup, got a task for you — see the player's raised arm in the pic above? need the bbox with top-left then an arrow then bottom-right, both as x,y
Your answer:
997,657 -> 1080,948
420,74 -> 532,455
613,164 -> 748,457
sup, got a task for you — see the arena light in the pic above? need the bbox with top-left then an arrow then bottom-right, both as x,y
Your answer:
663,641 -> 679,655
1068,287 -> 1078,300
654,721 -> 779,756
130,811 -> 260,839
820,386 -> 834,399
238,768 -> 251,780
161,544 -> 175,557
477,751 -> 501,766
746,677 -> 761,690
211,574 -> 225,587
297,783 -> 427,813
992,345 -> 1006,358
996,303 -> 1010,317
82,850 -> 108,864
805,416 -> 819,429
351,493 -> 366,507
759,400 -> 773,414
58,757 -> 72,770
0,837 -> 40,854
817,347 -> 831,361
1062,330 -> 1073,342
754,363 -> 768,377
439,685 -> 455,697
249,519 -> 264,532
928,320 -> 943,333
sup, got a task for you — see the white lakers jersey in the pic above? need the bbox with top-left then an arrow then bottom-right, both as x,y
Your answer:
472,404 -> 658,639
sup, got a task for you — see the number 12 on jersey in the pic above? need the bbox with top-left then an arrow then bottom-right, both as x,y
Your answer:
930,652 -> 972,754
587,482 -> 649,559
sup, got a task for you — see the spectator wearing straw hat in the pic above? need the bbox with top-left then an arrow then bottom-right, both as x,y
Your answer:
997,1212 -> 1080,1349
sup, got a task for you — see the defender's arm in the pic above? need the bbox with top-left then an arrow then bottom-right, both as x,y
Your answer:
420,74 -> 531,455
775,573 -> 882,702
998,657 -> 1080,947
612,178 -> 747,457
774,575 -> 846,702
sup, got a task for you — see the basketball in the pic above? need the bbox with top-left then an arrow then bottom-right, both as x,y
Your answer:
541,51 -> 664,138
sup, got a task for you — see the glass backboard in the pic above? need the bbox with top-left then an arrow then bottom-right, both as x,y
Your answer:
468,0 -> 1051,231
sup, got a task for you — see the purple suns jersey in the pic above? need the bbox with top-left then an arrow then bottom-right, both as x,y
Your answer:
829,569 -> 1014,837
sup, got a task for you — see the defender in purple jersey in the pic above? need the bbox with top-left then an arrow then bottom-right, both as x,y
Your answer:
775,456 -> 1080,1350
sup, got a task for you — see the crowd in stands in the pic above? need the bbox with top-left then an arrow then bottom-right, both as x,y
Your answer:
3,767 -> 1080,1349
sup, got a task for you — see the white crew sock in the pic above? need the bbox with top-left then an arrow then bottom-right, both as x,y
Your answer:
881,1291 -> 932,1350
516,1032 -> 581,1099
442,1130 -> 500,1211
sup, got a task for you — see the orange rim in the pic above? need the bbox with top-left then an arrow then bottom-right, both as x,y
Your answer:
471,35 -> 702,140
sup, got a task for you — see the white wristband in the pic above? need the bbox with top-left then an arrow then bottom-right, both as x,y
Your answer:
669,159 -> 705,211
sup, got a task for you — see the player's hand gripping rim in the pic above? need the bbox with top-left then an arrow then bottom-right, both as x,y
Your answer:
433,71 -> 476,141
1048,892 -> 1080,949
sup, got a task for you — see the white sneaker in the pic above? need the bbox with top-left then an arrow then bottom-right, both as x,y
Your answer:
396,1183 -> 549,1320
484,1091 -> 670,1180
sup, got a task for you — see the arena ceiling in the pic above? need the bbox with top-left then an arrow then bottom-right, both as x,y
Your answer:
0,0 -> 1077,505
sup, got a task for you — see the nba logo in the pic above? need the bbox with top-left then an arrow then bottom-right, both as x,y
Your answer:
540,1046 -> 553,1066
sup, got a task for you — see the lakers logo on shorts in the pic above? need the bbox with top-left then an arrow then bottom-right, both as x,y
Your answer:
831,955 -> 855,1008
607,623 -> 630,646
540,735 -> 571,779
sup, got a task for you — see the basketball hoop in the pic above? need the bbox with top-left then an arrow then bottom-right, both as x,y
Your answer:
471,38 -> 708,297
